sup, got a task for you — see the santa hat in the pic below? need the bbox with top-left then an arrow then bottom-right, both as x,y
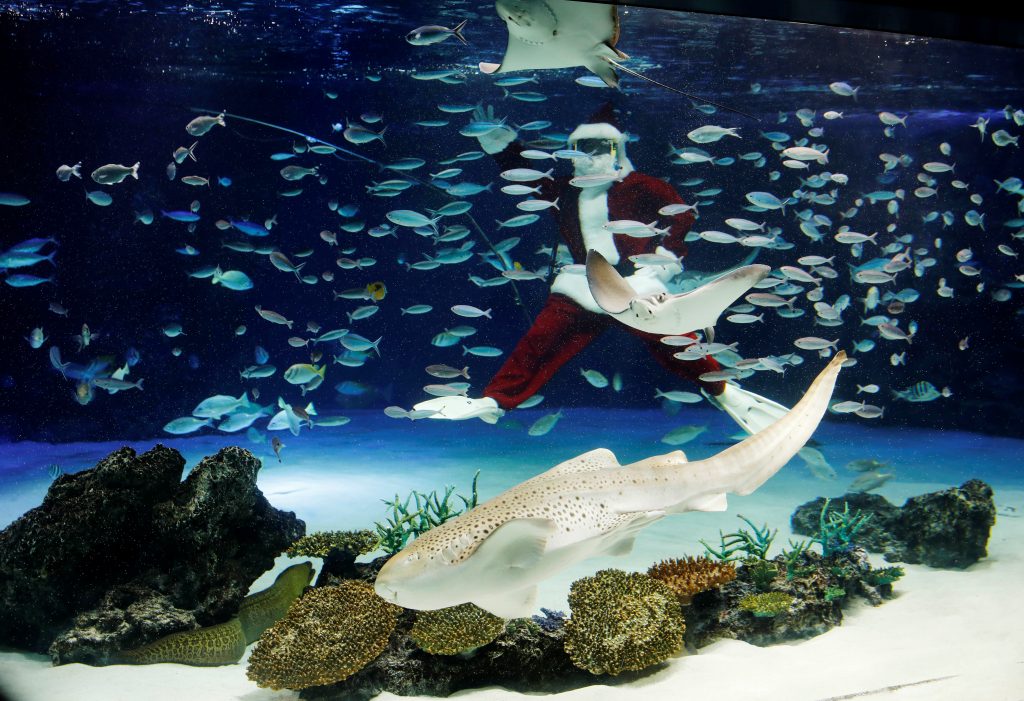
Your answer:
568,102 -> 625,144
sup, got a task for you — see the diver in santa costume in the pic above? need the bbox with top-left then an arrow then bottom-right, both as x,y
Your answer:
415,103 -> 788,434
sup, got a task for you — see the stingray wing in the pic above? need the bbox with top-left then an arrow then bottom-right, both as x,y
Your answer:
480,0 -> 620,75
586,249 -> 637,314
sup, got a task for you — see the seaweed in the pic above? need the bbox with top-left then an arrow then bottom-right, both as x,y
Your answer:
374,471 -> 481,555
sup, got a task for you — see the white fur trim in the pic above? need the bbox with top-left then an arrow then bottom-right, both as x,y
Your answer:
577,189 -> 618,265
568,122 -> 623,142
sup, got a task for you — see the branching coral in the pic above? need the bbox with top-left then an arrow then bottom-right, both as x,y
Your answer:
410,603 -> 507,655
646,556 -> 737,604
700,514 -> 777,562
286,530 -> 378,559
866,566 -> 905,586
564,569 -> 684,676
738,592 -> 794,618
815,498 -> 872,557
246,581 -> 399,690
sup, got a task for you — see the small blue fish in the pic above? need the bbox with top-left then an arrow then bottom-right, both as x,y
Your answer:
405,19 -> 467,46
161,209 -> 200,222
5,274 -> 53,287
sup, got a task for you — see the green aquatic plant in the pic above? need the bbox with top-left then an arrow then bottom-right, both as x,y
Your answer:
410,603 -> 507,655
700,514 -> 777,562
866,566 -> 905,586
286,530 -> 378,559
374,471 -> 480,555
564,569 -> 684,676
815,498 -> 872,557
738,592 -> 794,618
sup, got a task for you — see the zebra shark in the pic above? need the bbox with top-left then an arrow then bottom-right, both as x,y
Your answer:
374,352 -> 846,618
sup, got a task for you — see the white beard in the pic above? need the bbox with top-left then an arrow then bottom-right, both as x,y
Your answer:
573,153 -> 617,178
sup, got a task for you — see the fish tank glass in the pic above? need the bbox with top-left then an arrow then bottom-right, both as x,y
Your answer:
0,1 -> 1021,700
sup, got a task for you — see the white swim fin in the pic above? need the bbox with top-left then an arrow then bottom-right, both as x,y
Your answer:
704,383 -> 790,435
412,396 -> 505,424
586,249 -> 770,335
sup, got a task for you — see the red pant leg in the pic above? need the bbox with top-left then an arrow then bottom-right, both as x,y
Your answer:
629,327 -> 726,396
484,294 -> 611,409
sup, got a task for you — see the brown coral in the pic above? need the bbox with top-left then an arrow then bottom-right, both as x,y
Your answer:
564,569 -> 684,676
286,530 -> 378,559
246,581 -> 399,690
647,556 -> 737,604
410,603 -> 506,655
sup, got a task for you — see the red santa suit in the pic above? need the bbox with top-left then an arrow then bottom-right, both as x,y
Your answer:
479,108 -> 726,410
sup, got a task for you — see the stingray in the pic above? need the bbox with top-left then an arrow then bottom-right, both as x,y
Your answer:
585,249 -> 769,336
480,0 -> 754,118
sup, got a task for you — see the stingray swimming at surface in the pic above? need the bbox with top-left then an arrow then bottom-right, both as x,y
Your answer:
480,0 -> 756,119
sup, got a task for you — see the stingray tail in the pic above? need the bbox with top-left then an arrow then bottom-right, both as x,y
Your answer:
451,19 -> 468,45
603,57 -> 758,121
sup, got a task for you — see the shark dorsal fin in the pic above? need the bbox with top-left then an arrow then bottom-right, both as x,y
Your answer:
471,517 -> 556,571
534,447 -> 620,479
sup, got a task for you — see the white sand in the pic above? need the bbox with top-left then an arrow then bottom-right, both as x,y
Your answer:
3,481 -> 1021,701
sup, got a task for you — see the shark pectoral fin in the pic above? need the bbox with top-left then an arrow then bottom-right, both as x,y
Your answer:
693,492 -> 728,512
472,586 -> 537,619
473,517 -> 556,571
586,249 -> 636,314
604,536 -> 636,556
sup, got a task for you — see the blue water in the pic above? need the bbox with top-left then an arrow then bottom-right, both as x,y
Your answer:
0,2 -> 1023,697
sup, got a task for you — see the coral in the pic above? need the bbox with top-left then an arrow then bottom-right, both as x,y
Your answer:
286,530 -> 378,559
410,603 -> 507,655
738,592 -> 795,618
647,556 -> 737,604
374,471 -> 480,555
781,539 -> 816,580
815,498 -> 872,557
865,566 -> 905,586
530,608 -> 567,632
563,569 -> 684,676
246,581 -> 399,690
824,587 -> 846,602
743,557 -> 780,592
237,562 -> 313,644
700,514 -> 777,562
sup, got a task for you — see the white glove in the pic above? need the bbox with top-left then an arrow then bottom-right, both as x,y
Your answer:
472,104 -> 517,154
635,245 -> 683,285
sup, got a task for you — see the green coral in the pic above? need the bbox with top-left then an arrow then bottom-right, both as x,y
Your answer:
564,569 -> 684,676
246,581 -> 400,690
286,530 -> 378,559
866,566 -> 905,586
780,539 -> 816,580
700,514 -> 777,562
410,603 -> 507,655
824,587 -> 846,602
374,471 -> 480,555
815,498 -> 872,557
738,592 -> 794,618
743,557 -> 779,592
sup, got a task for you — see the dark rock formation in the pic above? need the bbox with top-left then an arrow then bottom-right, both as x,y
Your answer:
0,444 -> 304,664
791,480 -> 995,568
300,613 -> 597,701
684,548 -> 888,649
